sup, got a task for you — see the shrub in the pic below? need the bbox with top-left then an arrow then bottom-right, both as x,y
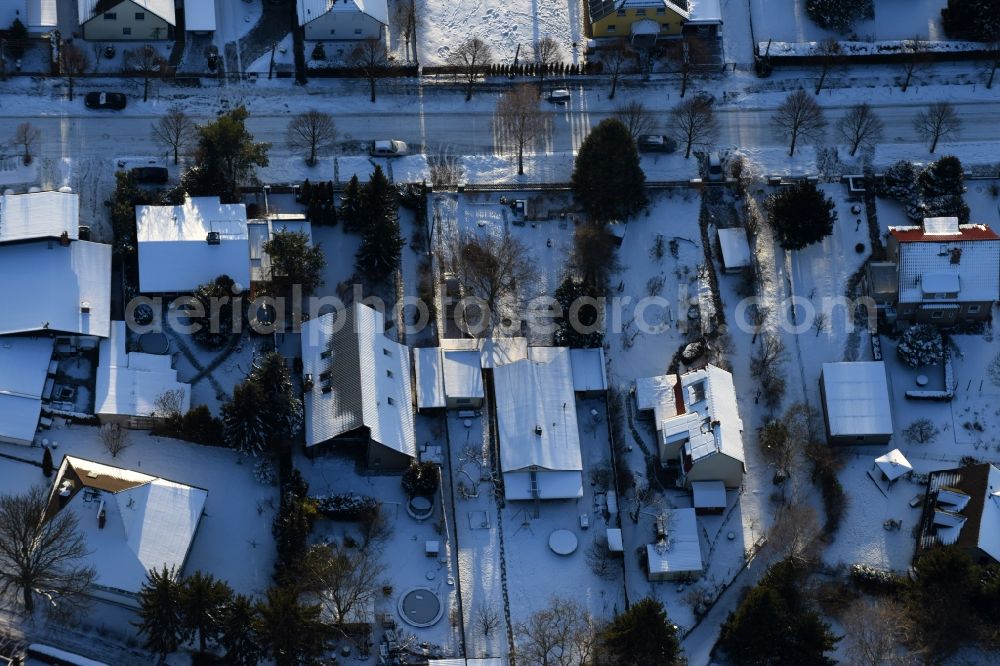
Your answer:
941,0 -> 1000,42
806,0 -> 874,32
767,182 -> 837,250
401,461 -> 440,498
313,493 -> 380,521
897,324 -> 944,368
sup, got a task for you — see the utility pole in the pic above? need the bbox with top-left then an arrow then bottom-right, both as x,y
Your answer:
268,41 -> 276,80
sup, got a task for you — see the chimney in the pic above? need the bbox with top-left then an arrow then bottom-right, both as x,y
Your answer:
950,247 -> 962,265
97,499 -> 106,529
535,425 -> 543,436
80,301 -> 91,314
59,230 -> 70,246
206,231 -> 221,245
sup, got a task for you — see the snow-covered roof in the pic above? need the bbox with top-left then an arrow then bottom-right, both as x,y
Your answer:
0,337 -> 54,445
95,321 -> 190,419
0,1 -> 56,30
892,222 -> 1000,304
428,660 -> 505,666
137,197 -> 249,293
635,374 -> 679,423
821,362 -> 893,437
717,227 -> 750,270
0,239 -> 110,337
414,347 -> 445,410
661,365 -> 744,464
691,480 -> 726,508
78,0 -> 175,25
301,304 -> 415,458
443,350 -> 484,400
494,347 -> 582,499
296,0 -> 388,27
590,0 -> 689,22
50,456 -> 206,597
686,0 -> 721,24
874,449 -> 912,482
247,216 -> 312,283
570,348 -> 607,393
646,508 -> 703,576
182,0 -> 214,31
0,190 -> 78,244
921,464 -> 1000,564
439,335 -> 528,368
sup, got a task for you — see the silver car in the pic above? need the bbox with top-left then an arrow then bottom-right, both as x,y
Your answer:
370,140 -> 409,157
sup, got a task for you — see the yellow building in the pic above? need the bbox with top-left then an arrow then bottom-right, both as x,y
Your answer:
588,0 -> 721,47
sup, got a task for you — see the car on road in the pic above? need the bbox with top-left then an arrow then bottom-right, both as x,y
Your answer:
85,92 -> 127,110
637,135 -> 677,153
370,140 -> 409,157
547,89 -> 571,103
130,166 -> 169,184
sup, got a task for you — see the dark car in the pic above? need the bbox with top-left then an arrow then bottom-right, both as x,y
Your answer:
130,166 -> 169,184
637,135 -> 677,153
85,92 -> 127,110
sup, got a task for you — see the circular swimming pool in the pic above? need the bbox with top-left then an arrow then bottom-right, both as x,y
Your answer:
398,587 -> 444,628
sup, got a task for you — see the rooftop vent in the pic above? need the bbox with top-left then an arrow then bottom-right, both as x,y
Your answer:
206,231 -> 221,245
81,301 -> 91,314
59,230 -> 70,246
535,425 -> 543,436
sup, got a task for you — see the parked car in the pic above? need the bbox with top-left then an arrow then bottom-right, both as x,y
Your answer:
547,89 -> 571,103
707,152 -> 725,181
130,166 -> 169,184
370,140 -> 409,157
637,135 -> 677,153
84,92 -> 127,110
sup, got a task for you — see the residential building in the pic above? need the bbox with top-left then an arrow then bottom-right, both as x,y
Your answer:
0,189 -> 79,245
78,0 -> 174,40
876,217 -> 1000,326
301,303 -> 416,470
136,196 -> 250,294
819,362 -> 893,445
0,1 -> 55,35
413,347 -> 484,411
45,456 -> 207,606
297,0 -> 388,41
646,508 -> 703,581
916,463 -> 1000,565
0,337 -> 55,445
588,0 -> 721,46
493,347 -> 583,501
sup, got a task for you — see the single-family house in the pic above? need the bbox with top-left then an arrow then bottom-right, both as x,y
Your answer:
136,196 -> 250,294
646,508 -> 703,581
0,337 -> 55,445
0,0 -> 55,35
301,303 -> 416,470
916,463 -> 1000,565
588,0 -> 721,46
297,0 -> 388,41
493,347 -> 583,501
78,0 -> 174,40
875,217 -> 1000,326
0,190 -> 79,245
819,362 -> 893,445
45,456 -> 207,606
413,347 -> 484,411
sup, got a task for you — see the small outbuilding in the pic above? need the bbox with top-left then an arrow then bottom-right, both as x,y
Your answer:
646,508 -> 703,582
820,362 -> 893,445
717,227 -> 751,274
691,480 -> 727,515
873,449 -> 913,485
570,348 -> 607,397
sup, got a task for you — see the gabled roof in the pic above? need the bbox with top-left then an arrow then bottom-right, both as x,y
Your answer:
589,0 -> 689,23
79,0 -> 175,26
0,337 -> 54,445
920,464 -> 1000,563
0,190 -> 78,244
891,221 -> 1000,305
296,0 -> 388,27
821,362 -> 893,438
301,304 -> 415,458
661,364 -> 744,464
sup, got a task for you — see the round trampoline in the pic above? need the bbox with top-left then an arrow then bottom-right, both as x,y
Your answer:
138,332 -> 169,355
548,529 -> 579,556
407,495 -> 433,521
398,587 -> 444,628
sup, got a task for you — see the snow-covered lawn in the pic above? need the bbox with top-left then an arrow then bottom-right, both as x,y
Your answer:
751,0 -> 948,44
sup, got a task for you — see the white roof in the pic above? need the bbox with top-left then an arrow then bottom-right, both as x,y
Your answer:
635,375 -> 679,424
923,216 -> 961,235
301,304 -> 415,458
79,0 -> 174,25
443,350 -> 484,399
54,456 -> 206,596
493,347 -> 582,499
687,0 -> 722,23
606,527 -> 624,552
921,272 -> 961,295
0,337 -> 54,445
0,0 -> 56,29
662,365 -> 745,464
821,362 -> 893,437
646,508 -> 703,575
0,239 -> 110,337
570,348 -> 607,393
978,466 -> 1000,563
691,480 -> 727,508
0,191 -> 78,244
414,347 -> 445,410
440,336 -> 528,369
297,0 -> 388,26
95,321 -> 190,419
137,197 -> 249,293
182,0 -> 214,31
429,660 -> 505,666
247,216 -> 312,283
717,227 -> 750,269
874,449 -> 912,482
896,226 -> 1000,304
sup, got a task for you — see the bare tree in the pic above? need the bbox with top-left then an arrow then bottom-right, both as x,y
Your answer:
678,36 -> 710,98
13,122 -> 39,166
603,40 -> 633,100
151,106 -> 196,165
914,102 -> 961,153
585,536 -> 618,580
154,389 -> 185,422
903,418 -> 939,445
99,422 -> 130,458
842,598 -> 908,666
516,597 -> 597,666
899,36 -> 928,93
668,96 -> 718,158
0,486 -> 96,613
838,103 -> 884,157
300,542 -> 386,625
477,604 -> 501,639
772,89 -> 826,156
60,44 -> 89,102
393,0 -> 419,63
448,38 -> 493,102
612,101 -> 655,142
815,38 -> 842,95
495,84 -> 550,176
751,334 -> 786,378
533,36 -> 562,86
767,503 -> 819,563
428,145 -> 465,188
286,110 -> 338,167
987,39 -> 1000,89
350,39 -> 389,103
813,311 -> 828,336
122,45 -> 167,103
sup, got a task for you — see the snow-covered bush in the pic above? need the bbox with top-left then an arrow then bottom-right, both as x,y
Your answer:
850,564 -> 904,591
253,459 -> 276,486
877,160 -> 919,203
806,0 -> 874,33
314,493 -> 379,521
897,324 -> 944,368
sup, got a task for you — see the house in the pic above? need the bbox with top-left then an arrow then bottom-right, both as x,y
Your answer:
654,365 -> 745,488
875,217 -> 1000,326
0,337 -> 55,445
570,348 -> 608,397
95,321 -> 190,428
819,362 -> 893,445
413,347 -> 484,411
247,214 -> 313,284
428,660 -> 505,666
0,189 -> 79,245
78,0 -> 174,40
493,347 -> 583,501
634,374 -> 678,422
297,0 -> 388,41
301,303 -> 416,470
136,196 -> 250,294
0,0 -> 56,34
588,0 -> 721,46
646,508 -> 703,581
182,0 -> 214,34
45,456 -> 207,606
916,463 -> 1000,565
717,227 -> 750,274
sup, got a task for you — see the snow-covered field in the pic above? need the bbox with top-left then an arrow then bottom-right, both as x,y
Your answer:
750,0 -> 949,45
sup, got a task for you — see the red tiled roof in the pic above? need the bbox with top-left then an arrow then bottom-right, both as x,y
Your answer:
890,225 -> 1000,242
